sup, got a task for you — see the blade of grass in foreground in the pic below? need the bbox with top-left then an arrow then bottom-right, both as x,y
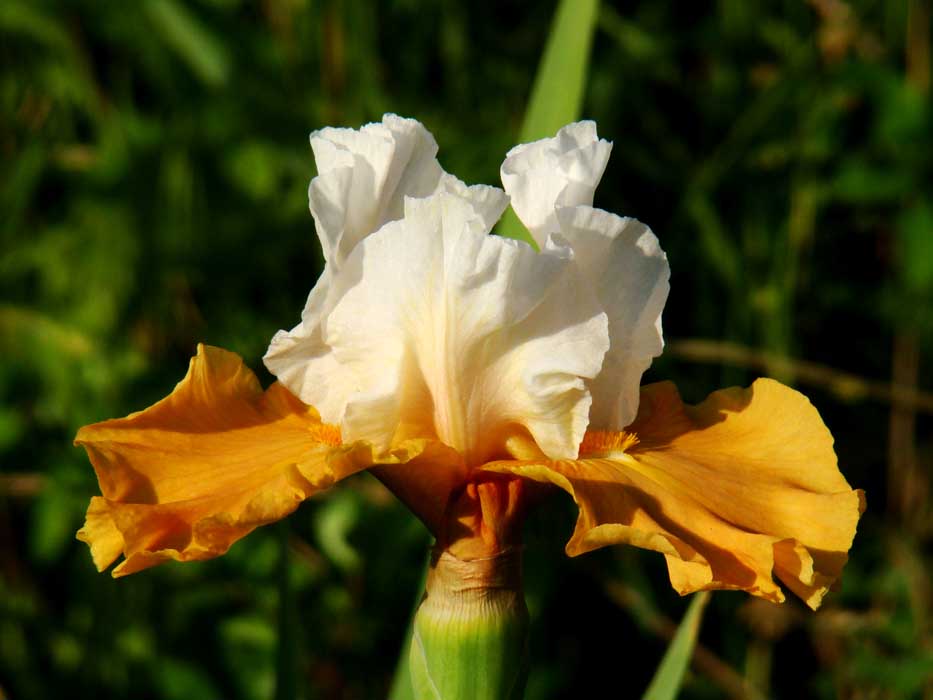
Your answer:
497,0 -> 601,246
642,591 -> 711,700
387,553 -> 429,700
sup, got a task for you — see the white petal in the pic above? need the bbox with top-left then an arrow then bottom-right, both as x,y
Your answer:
268,116 -> 447,390
308,114 -> 445,269
439,174 -> 510,232
555,205 -> 670,430
500,121 -> 612,247
268,117 -> 512,411
264,266 -> 341,407
275,189 -> 608,464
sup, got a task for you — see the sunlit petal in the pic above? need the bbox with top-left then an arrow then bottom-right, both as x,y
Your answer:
500,121 -> 612,247
309,113 -> 446,270
75,345 -> 373,576
265,117 -> 503,409
555,205 -> 670,430
484,379 -> 864,608
271,188 -> 609,465
439,175 -> 514,232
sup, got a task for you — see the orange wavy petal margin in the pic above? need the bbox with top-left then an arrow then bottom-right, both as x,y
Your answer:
74,344 -> 381,576
484,379 -> 865,609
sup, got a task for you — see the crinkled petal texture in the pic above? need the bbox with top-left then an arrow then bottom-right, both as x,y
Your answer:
485,379 -> 865,609
75,345 -> 378,577
555,206 -> 669,430
500,121 -> 612,246
266,115 -> 488,405
502,123 -> 669,431
309,113 -> 446,269
268,189 -> 610,467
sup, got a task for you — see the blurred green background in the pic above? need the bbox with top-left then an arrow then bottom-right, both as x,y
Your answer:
2,0 -> 931,698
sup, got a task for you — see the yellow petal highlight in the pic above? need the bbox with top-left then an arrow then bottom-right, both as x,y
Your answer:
75,344 -> 374,577
484,379 -> 865,609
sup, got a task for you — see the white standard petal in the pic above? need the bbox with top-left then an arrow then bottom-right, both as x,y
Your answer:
438,174 -> 510,232
280,189 -> 609,465
264,269 -> 346,413
267,115 -> 452,392
555,205 -> 670,431
263,121 -> 509,402
500,121 -> 612,247
308,113 -> 445,270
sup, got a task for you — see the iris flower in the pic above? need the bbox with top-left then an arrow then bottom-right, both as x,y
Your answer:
76,115 -> 863,611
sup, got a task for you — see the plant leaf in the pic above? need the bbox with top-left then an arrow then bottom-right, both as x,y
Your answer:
642,591 -> 711,700
144,0 -> 230,87
388,556 -> 430,700
497,0 -> 601,246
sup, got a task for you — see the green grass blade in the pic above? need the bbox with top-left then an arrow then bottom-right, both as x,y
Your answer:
642,591 -> 711,700
497,0 -> 601,246
388,618 -> 417,700
388,554 -> 430,700
495,199 -> 539,247
144,0 -> 230,87
519,0 -> 600,143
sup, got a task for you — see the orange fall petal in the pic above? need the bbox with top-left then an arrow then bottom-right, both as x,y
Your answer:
484,379 -> 865,609
75,344 -> 374,577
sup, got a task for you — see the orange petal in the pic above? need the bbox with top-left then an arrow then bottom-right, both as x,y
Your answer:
369,439 -> 467,536
484,379 -> 865,609
75,344 -> 375,577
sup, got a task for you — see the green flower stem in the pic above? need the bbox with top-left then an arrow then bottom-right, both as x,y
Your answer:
409,547 -> 529,700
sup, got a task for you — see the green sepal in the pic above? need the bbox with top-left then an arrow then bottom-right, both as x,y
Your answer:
408,550 -> 529,700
